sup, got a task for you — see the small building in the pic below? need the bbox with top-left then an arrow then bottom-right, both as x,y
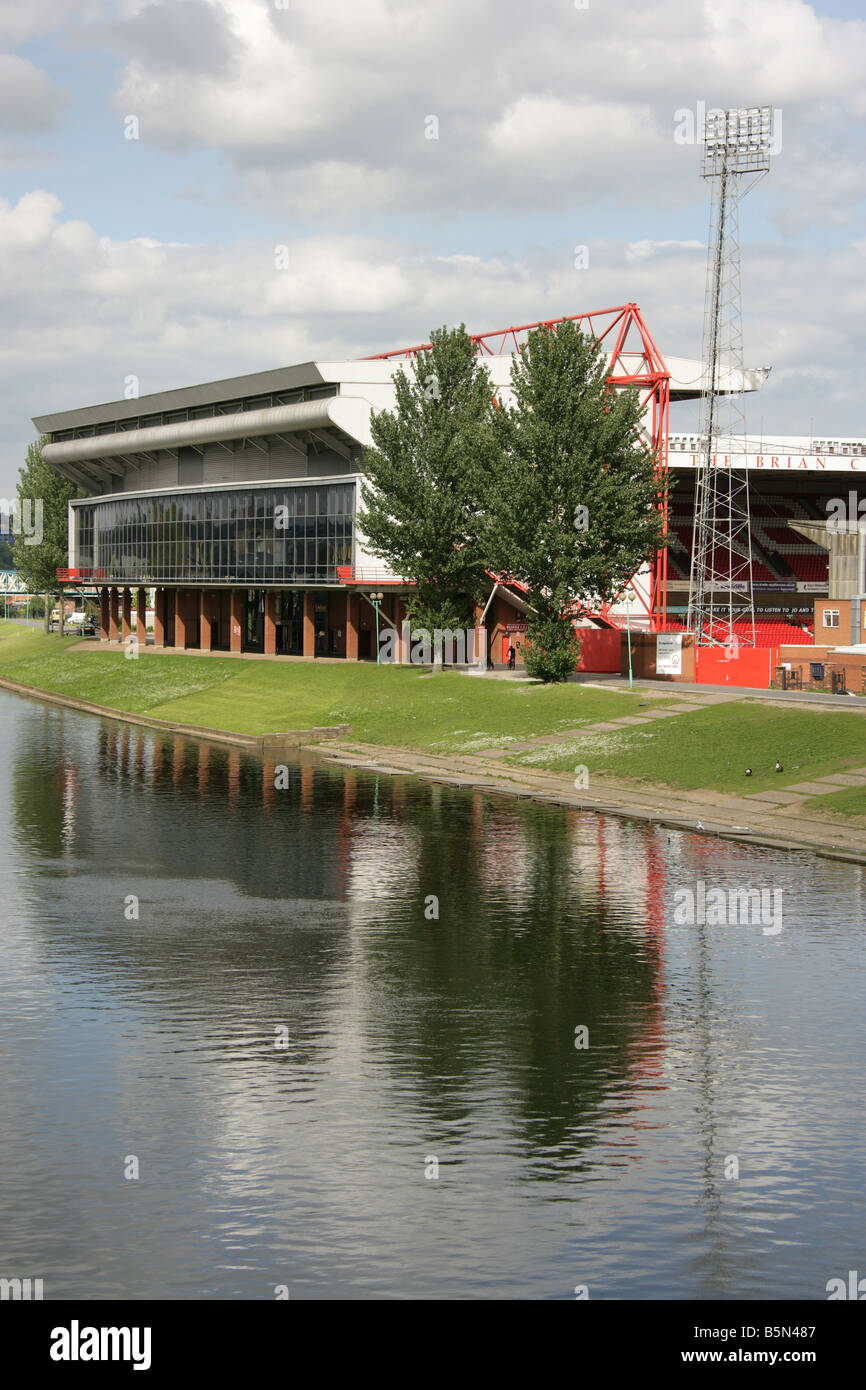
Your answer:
778,521 -> 866,693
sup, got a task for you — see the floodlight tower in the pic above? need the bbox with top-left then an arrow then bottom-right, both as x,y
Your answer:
687,106 -> 774,648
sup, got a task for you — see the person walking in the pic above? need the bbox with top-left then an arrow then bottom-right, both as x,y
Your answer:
507,642 -> 516,671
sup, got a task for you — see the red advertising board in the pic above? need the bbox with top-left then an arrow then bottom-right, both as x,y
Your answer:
694,645 -> 775,688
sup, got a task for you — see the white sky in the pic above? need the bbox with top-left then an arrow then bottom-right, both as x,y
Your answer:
1,0 -> 865,492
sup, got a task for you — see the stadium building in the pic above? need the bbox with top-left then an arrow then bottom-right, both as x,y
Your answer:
35,305 -> 865,669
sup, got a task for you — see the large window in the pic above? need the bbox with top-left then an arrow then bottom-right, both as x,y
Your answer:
74,482 -> 355,585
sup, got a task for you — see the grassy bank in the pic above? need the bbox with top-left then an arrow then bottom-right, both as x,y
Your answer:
501,701 -> 866,808
0,623 -> 656,744
1,624 -> 864,815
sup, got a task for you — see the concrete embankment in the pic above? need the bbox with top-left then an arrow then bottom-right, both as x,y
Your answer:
306,738 -> 866,866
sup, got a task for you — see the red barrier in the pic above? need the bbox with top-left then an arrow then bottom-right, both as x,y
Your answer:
575,628 -> 621,672
694,645 -> 776,689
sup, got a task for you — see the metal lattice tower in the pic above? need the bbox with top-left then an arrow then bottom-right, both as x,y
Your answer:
688,106 -> 774,648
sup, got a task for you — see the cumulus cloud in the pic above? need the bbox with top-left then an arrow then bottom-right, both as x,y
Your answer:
0,0 -> 76,47
1,0 -> 865,487
2,190 -> 865,493
103,0 -> 237,73
94,0 -> 866,228
0,54 -> 67,134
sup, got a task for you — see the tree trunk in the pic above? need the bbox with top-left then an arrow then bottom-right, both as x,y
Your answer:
44,592 -> 51,633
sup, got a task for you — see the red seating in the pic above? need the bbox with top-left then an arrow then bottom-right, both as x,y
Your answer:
668,618 -> 813,647
661,616 -> 814,649
784,553 -> 828,582
664,497 -> 828,593
750,503 -> 795,518
763,525 -> 801,546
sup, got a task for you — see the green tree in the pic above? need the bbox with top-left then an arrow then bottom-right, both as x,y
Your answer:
487,321 -> 666,680
12,438 -> 83,630
358,325 -> 500,635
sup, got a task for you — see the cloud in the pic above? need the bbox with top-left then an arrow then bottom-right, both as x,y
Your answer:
0,54 -> 67,134
2,190 -> 866,495
102,0 -> 238,75
95,0 -> 866,226
0,0 -> 73,47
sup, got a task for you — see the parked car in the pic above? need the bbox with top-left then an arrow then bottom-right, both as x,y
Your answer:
66,611 -> 98,636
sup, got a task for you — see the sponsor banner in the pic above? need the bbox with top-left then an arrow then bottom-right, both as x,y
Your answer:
668,604 -> 814,616
681,582 -> 818,594
757,605 -> 813,615
656,632 -> 683,675
672,452 -> 866,473
706,581 -> 800,592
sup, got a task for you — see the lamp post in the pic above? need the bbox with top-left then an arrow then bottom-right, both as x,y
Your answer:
623,589 -> 635,691
370,592 -> 384,665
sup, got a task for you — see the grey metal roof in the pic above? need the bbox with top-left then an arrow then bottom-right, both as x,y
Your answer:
32,361 -> 327,434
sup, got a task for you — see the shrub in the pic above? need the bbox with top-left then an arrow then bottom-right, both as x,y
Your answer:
522,614 -> 581,683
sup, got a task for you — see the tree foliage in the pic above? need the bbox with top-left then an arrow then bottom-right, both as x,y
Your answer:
12,439 -> 83,626
487,320 -> 666,624
12,439 -> 81,590
358,326 -> 500,628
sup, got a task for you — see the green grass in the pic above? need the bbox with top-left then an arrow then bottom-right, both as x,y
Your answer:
0,623 -> 659,744
3,625 -> 865,802
502,700 -> 866,795
801,787 -> 866,819
0,625 -> 238,713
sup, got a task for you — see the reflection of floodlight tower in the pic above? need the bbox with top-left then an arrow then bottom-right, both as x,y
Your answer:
688,106 -> 774,648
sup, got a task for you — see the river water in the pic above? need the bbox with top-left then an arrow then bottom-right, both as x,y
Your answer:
0,688 -> 863,1300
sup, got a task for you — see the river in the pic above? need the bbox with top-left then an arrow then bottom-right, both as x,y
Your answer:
0,689 -> 863,1299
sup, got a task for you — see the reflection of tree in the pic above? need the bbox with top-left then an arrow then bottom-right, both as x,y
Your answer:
352,785 -> 660,1167
10,707 -> 78,858
10,710 -> 660,1169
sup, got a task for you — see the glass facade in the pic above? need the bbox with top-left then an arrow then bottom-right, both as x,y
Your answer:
75,482 -> 355,585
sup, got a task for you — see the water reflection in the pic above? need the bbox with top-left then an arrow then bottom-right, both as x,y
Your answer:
1,691 -> 864,1300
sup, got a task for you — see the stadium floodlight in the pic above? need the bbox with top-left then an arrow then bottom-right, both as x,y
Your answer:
687,104 -> 776,650
702,106 -> 773,179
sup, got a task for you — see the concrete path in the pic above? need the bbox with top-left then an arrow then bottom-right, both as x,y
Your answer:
573,673 -> 866,710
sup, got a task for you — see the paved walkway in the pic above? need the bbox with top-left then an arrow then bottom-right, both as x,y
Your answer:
568,673 -> 866,710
